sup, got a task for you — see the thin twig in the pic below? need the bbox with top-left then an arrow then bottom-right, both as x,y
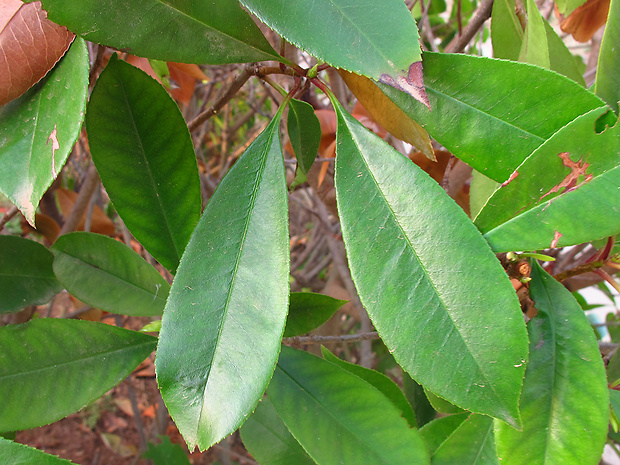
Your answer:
312,195 -> 374,367
211,444 -> 259,465
188,65 -> 257,132
0,205 -> 18,231
58,165 -> 100,236
554,260 -> 605,282
127,381 -> 148,453
283,331 -> 380,346
445,0 -> 494,53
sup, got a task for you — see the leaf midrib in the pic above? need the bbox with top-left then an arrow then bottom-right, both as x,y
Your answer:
154,0 -> 275,59
338,107 -> 506,405
0,339 -> 155,380
194,122 -> 278,436
276,364 -> 399,465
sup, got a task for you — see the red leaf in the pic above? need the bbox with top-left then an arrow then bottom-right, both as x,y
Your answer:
0,0 -> 74,105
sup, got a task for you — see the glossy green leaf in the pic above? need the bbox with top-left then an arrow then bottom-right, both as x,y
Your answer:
0,38 -> 88,225
155,109 -> 289,450
555,0 -> 588,15
332,98 -> 528,427
0,236 -> 61,313
36,0 -> 279,64
470,171 -> 500,220
240,0 -> 421,81
142,436 -> 191,465
270,346 -> 430,465
433,414 -> 499,465
287,99 -> 321,186
595,0 -> 620,114
419,412 -> 470,455
518,0 -> 550,68
424,388 -> 466,414
283,292 -> 346,337
607,349 -> 620,386
240,396 -> 315,465
495,262 -> 608,465
86,56 -> 200,273
0,437 -> 74,464
51,232 -> 170,316
611,389 -> 620,418
477,108 -> 620,252
545,21 -> 586,86
491,0 -> 523,60
380,52 -> 608,182
0,318 -> 156,432
321,346 -> 417,428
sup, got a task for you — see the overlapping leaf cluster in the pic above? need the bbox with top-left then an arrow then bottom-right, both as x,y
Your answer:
0,0 -> 619,464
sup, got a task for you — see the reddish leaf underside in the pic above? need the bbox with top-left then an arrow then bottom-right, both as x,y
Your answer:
0,0 -> 74,105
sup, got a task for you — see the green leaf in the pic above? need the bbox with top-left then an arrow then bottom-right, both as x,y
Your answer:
555,0 -> 588,15
433,414 -> 499,465
287,99 -> 321,186
607,349 -> 620,386
477,108 -> 620,252
270,346 -> 430,465
0,38 -> 88,225
469,171 -> 500,220
495,262 -> 609,465
332,98 -> 528,427
321,346 -> 417,428
0,236 -> 62,313
491,0 -> 523,60
86,56 -> 201,273
37,0 -> 279,64
0,318 -> 156,432
518,0 -> 550,68
283,292 -> 346,337
0,437 -> 75,464
419,412 -> 470,455
403,373 -> 436,427
240,0 -> 422,82
143,436 -> 191,465
51,232 -> 170,316
380,52 -> 609,182
155,110 -> 289,450
611,389 -> 620,418
240,396 -> 315,465
544,21 -> 586,86
595,0 -> 620,114
424,388 -> 466,414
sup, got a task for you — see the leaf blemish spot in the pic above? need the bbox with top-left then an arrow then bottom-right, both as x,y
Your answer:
551,230 -> 562,248
379,61 -> 431,110
501,170 -> 519,187
47,124 -> 60,178
538,152 -> 593,202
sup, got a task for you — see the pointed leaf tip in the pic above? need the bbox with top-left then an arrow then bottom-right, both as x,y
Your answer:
379,61 -> 431,110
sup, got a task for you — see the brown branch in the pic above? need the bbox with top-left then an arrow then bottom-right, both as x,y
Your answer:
553,260 -> 605,281
187,64 -> 298,132
445,0 -> 494,53
58,165 -> 100,236
283,331 -> 380,346
188,65 -> 256,132
0,205 -> 18,231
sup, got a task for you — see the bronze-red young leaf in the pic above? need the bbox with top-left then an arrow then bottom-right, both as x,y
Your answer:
0,0 -> 74,105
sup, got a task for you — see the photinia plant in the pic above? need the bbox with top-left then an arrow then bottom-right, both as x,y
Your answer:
0,0 -> 619,463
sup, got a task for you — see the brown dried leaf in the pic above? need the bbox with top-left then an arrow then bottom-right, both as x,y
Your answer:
558,0 -> 611,42
339,69 -> 435,161
0,0 -> 74,105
